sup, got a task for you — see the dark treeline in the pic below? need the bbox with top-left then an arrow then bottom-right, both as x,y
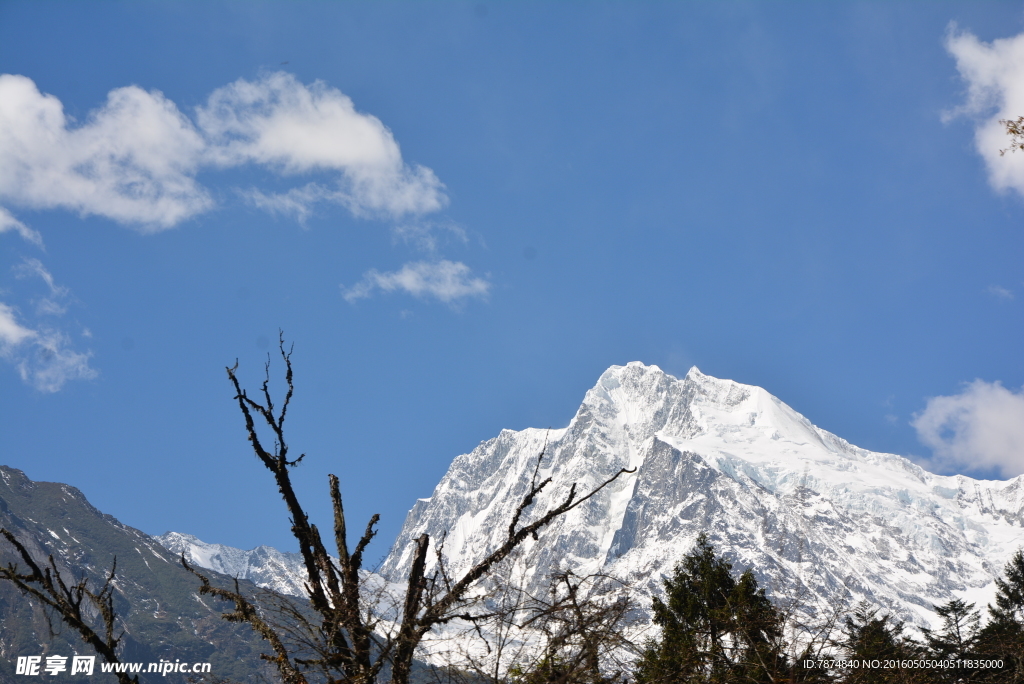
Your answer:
624,534 -> 1024,684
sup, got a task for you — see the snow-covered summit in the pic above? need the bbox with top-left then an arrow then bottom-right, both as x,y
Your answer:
155,531 -> 310,597
381,363 -> 1024,628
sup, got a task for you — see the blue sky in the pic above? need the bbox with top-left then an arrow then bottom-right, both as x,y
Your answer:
1,2 -> 1023,554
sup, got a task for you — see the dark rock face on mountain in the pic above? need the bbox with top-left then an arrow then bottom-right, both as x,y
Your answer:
0,466 -> 271,683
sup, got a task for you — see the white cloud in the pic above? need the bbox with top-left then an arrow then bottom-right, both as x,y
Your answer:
244,183 -> 331,225
343,260 -> 490,305
14,328 -> 96,393
946,28 -> 1024,196
0,301 -> 95,392
0,206 -> 43,246
3,259 -> 93,391
0,74 -> 210,229
0,72 -> 446,229
0,302 -> 35,348
912,379 -> 1024,477
197,72 -> 447,219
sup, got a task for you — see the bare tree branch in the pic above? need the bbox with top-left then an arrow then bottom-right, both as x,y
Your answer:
182,556 -> 308,684
0,528 -> 138,684
425,463 -> 636,630
218,335 -> 637,684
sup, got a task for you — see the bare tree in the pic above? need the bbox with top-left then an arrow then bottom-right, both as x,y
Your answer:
186,334 -> 636,684
418,552 -> 536,684
423,559 -> 641,684
0,529 -> 139,684
509,571 -> 640,684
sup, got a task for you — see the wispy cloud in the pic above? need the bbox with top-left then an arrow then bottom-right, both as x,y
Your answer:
0,206 -> 43,246
16,257 -> 64,295
912,379 -> 1024,477
0,72 -> 446,230
343,260 -> 490,306
243,183 -> 332,225
946,27 -> 1024,196
3,258 -> 93,391
14,328 -> 96,393
0,302 -> 35,348
987,284 -> 1014,300
14,257 -> 70,315
392,220 -> 468,253
0,301 -> 95,392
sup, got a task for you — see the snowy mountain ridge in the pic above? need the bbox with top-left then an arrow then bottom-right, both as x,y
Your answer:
155,531 -> 310,597
160,363 -> 1024,632
379,363 -> 1024,629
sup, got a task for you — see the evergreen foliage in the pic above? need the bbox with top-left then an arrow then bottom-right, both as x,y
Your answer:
922,599 -> 980,660
634,533 -> 786,684
974,550 -> 1024,683
918,600 -> 982,683
836,605 -> 925,683
631,540 -> 1024,684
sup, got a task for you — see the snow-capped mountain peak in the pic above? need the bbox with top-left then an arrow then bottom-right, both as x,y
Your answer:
156,531 -> 310,597
380,363 -> 1024,629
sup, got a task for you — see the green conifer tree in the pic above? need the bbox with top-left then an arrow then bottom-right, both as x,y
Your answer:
923,599 -> 980,660
634,534 -> 786,684
975,550 -> 1024,683
837,604 -> 928,684
920,599 -> 982,684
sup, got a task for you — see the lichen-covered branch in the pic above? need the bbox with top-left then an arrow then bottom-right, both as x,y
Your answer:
0,528 -> 138,684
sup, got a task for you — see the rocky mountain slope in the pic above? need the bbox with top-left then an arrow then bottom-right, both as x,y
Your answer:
0,466 -> 272,683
